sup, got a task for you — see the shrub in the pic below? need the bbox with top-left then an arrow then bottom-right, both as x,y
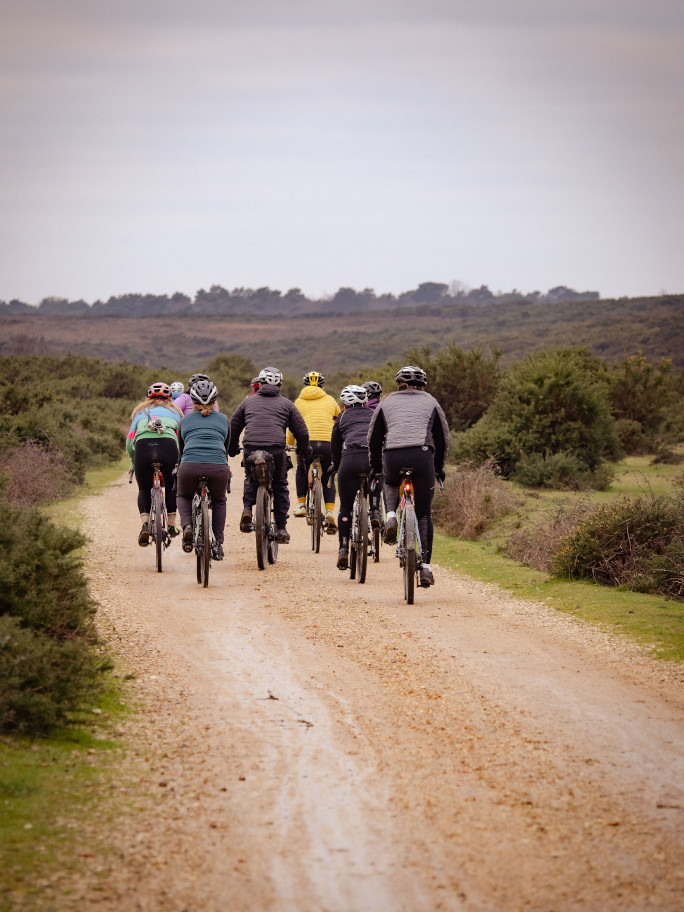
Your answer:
433,460 -> 520,539
552,493 -> 684,600
0,442 -> 72,507
453,347 -> 620,486
512,451 -> 614,491
505,498 -> 593,572
0,489 -> 106,734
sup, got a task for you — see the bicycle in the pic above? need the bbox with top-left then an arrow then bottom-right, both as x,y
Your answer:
306,452 -> 330,553
396,468 -> 423,604
369,474 -> 386,565
191,476 -> 217,587
348,473 -> 374,583
245,450 -> 280,570
129,463 -> 170,573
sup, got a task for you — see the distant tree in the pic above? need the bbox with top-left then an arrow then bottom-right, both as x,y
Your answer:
412,282 -> 448,304
467,285 -> 494,304
38,297 -> 90,315
331,288 -> 370,312
608,352 -> 674,453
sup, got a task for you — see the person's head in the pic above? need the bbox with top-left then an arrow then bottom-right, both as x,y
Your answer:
362,380 -> 382,399
340,384 -> 368,408
188,372 -> 211,392
147,381 -> 172,401
169,381 -> 184,400
190,379 -> 219,415
303,370 -> 324,388
250,376 -> 261,393
258,366 -> 283,387
395,365 -> 427,389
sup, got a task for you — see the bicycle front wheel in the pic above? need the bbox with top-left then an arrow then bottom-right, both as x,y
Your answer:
356,495 -> 368,584
197,498 -> 211,587
152,487 -> 163,573
403,505 -> 416,604
311,480 -> 323,553
255,486 -> 268,570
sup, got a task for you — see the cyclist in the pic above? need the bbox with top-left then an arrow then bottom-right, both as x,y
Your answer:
174,373 -> 219,416
288,370 -> 340,531
127,382 -> 183,546
368,365 -> 450,587
169,381 -> 184,401
228,366 -> 310,544
362,380 -> 383,410
247,376 -> 261,396
177,380 -> 231,561
330,384 -> 374,570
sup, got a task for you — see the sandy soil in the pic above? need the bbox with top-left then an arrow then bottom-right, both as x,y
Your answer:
63,472 -> 684,910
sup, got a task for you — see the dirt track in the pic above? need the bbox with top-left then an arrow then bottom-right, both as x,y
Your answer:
72,471 -> 684,911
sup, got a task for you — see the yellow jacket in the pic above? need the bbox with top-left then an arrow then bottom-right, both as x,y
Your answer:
287,386 -> 340,443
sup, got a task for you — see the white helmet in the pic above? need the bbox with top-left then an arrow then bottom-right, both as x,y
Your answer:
169,381 -> 184,394
258,366 -> 283,386
340,384 -> 368,406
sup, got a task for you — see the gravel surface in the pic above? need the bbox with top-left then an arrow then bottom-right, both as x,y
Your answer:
55,472 -> 684,910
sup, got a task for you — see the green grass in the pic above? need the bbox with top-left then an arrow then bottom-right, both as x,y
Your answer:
434,449 -> 684,662
42,455 -> 129,530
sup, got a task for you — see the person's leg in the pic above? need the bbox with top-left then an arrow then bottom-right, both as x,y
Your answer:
206,464 -> 230,545
270,449 -> 290,531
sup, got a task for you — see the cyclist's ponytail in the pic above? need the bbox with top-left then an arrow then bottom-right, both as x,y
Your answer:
194,402 -> 213,417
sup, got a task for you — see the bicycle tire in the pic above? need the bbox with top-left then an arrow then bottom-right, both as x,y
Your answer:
255,486 -> 268,570
153,487 -> 163,573
267,491 -> 278,564
356,495 -> 368,584
311,479 -> 323,553
403,504 -> 416,604
373,526 -> 381,563
198,497 -> 211,587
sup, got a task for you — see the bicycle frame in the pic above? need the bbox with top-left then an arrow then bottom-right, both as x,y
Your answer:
396,470 -> 423,604
192,477 -> 216,587
149,462 -> 170,572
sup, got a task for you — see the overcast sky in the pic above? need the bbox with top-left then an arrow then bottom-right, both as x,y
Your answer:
1,0 -> 682,304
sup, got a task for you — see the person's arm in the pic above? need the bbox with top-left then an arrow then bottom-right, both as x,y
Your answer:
367,406 -> 387,473
330,418 -> 342,470
177,417 -> 185,459
430,403 -> 450,477
289,404 -> 310,453
227,404 -> 245,456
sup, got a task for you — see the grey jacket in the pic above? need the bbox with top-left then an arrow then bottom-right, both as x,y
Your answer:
228,385 -> 309,454
367,389 -> 450,471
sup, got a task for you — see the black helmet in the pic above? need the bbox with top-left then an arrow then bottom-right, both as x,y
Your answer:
190,379 -> 218,406
303,370 -> 324,387
395,365 -> 427,386
362,380 -> 382,397
189,373 -> 210,389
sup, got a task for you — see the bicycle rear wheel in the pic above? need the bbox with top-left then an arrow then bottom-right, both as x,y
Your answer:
152,487 -> 163,573
197,498 -> 211,587
267,494 -> 278,564
403,504 -> 416,604
373,525 -> 381,563
356,495 -> 368,584
255,486 -> 268,570
311,480 -> 323,553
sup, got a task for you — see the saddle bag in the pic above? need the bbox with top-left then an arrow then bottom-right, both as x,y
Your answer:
246,450 -> 274,487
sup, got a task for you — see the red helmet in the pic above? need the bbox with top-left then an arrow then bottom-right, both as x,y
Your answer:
148,381 -> 171,399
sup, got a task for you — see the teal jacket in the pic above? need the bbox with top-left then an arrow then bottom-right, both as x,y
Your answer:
179,410 -> 230,465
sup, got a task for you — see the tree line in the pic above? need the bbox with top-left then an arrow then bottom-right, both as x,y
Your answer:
0,282 -> 600,317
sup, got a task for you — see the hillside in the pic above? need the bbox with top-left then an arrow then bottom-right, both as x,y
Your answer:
1,294 -> 682,375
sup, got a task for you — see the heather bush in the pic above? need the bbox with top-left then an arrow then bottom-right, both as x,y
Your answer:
505,498 -> 593,572
0,486 -> 107,734
552,493 -> 684,600
433,460 -> 520,539
0,442 -> 72,507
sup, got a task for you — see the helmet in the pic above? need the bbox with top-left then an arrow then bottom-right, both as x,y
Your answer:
148,381 -> 171,399
188,373 -> 210,388
340,384 -> 368,407
169,381 -> 184,397
258,366 -> 283,386
362,380 -> 382,398
190,379 -> 219,406
395,365 -> 427,386
303,371 -> 324,387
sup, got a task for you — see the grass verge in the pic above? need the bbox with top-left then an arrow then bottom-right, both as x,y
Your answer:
2,459 -> 133,912
433,533 -> 684,662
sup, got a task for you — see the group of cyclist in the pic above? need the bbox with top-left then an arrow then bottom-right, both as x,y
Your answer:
127,363 -> 449,588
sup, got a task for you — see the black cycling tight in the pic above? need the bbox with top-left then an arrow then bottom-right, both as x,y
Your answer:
382,446 -> 436,563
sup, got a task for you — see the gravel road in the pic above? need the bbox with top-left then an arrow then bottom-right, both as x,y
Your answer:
72,471 -> 684,911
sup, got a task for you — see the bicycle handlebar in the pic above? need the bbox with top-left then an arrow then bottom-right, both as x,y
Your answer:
128,468 -> 134,484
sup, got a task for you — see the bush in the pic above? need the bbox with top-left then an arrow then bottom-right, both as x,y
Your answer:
505,498 -> 593,572
0,442 -> 73,507
552,493 -> 684,600
453,347 -> 620,486
433,460 -> 520,539
0,487 -> 106,734
512,451 -> 614,491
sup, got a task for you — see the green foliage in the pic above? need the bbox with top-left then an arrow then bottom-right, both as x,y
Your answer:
608,352 -> 675,453
453,347 -> 620,486
512,451 -> 614,490
405,343 -> 501,432
552,493 -> 684,600
0,489 -> 106,735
